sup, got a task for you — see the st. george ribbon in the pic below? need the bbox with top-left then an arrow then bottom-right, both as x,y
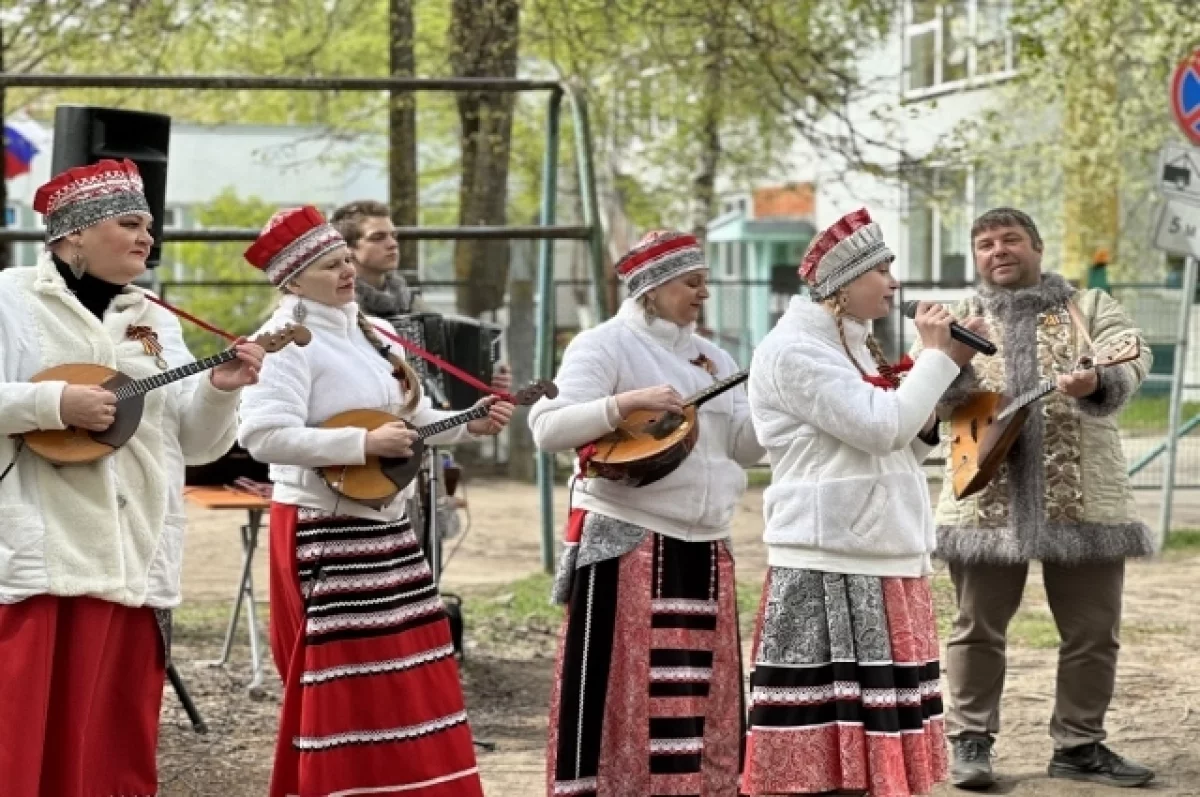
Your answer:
900,300 -> 997,356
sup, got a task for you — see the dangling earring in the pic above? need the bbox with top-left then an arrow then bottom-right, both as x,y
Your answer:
69,248 -> 86,280
292,296 -> 308,323
644,300 -> 657,323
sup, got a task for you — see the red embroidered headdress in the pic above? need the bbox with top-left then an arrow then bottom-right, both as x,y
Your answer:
615,230 -> 707,299
33,158 -> 151,242
799,207 -> 894,300
244,206 -> 346,286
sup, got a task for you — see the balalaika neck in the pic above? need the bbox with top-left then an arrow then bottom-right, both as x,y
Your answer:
113,348 -> 238,401
997,380 -> 1056,422
687,369 -> 750,408
415,404 -> 488,440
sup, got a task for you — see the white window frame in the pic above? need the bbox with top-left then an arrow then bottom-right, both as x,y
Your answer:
903,0 -> 1018,100
904,165 -> 979,285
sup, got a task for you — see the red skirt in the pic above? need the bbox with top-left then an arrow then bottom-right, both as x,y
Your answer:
741,569 -> 948,796
268,503 -> 484,797
0,594 -> 165,797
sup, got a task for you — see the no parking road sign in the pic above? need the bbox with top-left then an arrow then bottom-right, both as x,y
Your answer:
1171,50 -> 1200,146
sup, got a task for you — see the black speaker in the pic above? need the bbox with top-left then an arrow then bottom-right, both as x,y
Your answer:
770,263 -> 802,295
51,106 -> 171,267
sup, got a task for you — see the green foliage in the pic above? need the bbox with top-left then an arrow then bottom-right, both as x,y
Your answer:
164,189 -> 279,357
523,0 -> 897,225
934,0 -> 1200,281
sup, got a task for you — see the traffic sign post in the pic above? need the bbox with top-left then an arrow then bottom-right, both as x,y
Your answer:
1154,50 -> 1200,543
1170,51 -> 1200,146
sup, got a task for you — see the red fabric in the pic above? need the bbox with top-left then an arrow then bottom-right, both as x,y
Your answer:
799,207 -> 874,280
563,507 -> 587,545
0,595 -> 164,797
267,503 -> 484,797
243,205 -> 329,270
615,231 -> 700,276
863,354 -> 916,390
33,158 -> 143,215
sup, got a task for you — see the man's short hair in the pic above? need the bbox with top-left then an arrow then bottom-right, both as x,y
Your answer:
971,207 -> 1043,252
330,200 -> 390,248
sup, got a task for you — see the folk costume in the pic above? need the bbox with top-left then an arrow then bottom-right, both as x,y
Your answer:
528,231 -> 765,797
237,207 -> 485,797
742,209 -> 955,796
0,159 -> 243,796
914,267 -> 1155,781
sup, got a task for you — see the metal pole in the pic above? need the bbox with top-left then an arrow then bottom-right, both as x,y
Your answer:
1159,255 -> 1198,546
535,91 -> 564,574
0,73 -> 562,92
0,225 -> 592,243
563,83 -> 611,321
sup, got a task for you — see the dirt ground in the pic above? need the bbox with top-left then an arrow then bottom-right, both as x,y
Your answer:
159,479 -> 1200,796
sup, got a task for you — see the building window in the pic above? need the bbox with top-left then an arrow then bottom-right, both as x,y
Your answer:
904,0 -> 1017,96
906,166 -> 973,285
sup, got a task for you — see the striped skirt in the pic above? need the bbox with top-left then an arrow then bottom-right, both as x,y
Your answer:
741,568 -> 948,797
267,503 -> 484,797
547,526 -> 744,797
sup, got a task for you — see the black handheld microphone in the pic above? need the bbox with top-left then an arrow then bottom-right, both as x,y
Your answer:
901,300 -> 996,356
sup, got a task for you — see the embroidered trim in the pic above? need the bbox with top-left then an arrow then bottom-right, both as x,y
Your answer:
304,596 -> 443,635
553,777 -> 599,795
650,597 -> 719,615
649,666 -> 713,683
300,643 -> 456,685
295,531 -> 417,561
648,737 -> 705,755
292,710 -> 469,751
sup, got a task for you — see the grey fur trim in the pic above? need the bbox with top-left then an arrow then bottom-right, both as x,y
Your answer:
1077,364 -> 1137,417
935,521 -> 1155,565
976,272 -> 1075,316
1002,292 -> 1046,553
938,364 -> 978,414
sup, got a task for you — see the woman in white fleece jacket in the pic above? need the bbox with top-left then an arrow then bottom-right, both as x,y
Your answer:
236,206 -> 511,797
529,230 -> 765,797
0,160 -> 262,797
741,208 -> 985,797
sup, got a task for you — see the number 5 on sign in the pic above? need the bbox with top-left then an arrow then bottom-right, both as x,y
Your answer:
1154,199 -> 1200,259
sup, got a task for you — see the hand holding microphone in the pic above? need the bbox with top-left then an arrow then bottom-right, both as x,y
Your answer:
902,300 -> 994,366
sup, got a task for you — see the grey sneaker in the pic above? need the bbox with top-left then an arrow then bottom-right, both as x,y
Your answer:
1048,742 -> 1155,788
951,734 -> 996,790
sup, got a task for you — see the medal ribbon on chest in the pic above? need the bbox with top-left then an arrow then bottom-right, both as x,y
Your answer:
126,324 -> 169,370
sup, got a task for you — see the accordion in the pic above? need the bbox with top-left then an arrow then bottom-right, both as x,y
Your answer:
391,312 -> 503,411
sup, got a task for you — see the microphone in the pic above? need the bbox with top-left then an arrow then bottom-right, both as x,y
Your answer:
901,300 -> 996,356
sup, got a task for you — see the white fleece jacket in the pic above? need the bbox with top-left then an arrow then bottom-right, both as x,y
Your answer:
0,252 -> 241,608
749,296 -> 962,577
528,298 -> 765,541
237,295 -> 474,522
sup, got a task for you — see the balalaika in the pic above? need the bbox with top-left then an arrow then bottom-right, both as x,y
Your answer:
583,369 -> 749,487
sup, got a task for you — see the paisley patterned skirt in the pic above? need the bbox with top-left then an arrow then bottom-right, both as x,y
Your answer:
741,568 -> 948,797
547,513 -> 745,796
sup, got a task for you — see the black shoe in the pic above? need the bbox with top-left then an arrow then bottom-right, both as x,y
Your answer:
951,734 -> 996,790
1048,742 -> 1155,788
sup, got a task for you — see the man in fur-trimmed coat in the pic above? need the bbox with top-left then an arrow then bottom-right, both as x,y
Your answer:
912,208 -> 1156,791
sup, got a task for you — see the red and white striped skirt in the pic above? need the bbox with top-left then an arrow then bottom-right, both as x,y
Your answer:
268,503 -> 484,797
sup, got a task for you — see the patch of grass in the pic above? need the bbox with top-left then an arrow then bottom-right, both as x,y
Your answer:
1119,395 -> 1200,433
1009,611 -> 1062,649
746,468 -> 772,488
468,571 -> 561,632
1163,529 -> 1200,552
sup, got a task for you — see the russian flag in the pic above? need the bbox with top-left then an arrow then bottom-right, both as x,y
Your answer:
5,124 -> 38,179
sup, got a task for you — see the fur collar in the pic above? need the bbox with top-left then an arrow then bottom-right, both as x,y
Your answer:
977,272 -> 1076,318
616,297 -> 697,354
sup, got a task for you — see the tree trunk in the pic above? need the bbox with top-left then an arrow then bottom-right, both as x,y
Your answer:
0,20 -> 10,272
506,231 -> 536,481
449,0 -> 520,316
689,12 -> 726,245
389,0 -> 418,279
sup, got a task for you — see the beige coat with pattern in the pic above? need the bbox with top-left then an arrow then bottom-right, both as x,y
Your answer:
911,274 -> 1154,565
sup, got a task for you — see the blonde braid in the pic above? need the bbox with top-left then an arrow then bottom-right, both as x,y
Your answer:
865,334 -> 901,388
356,312 -> 422,415
825,295 -> 869,378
